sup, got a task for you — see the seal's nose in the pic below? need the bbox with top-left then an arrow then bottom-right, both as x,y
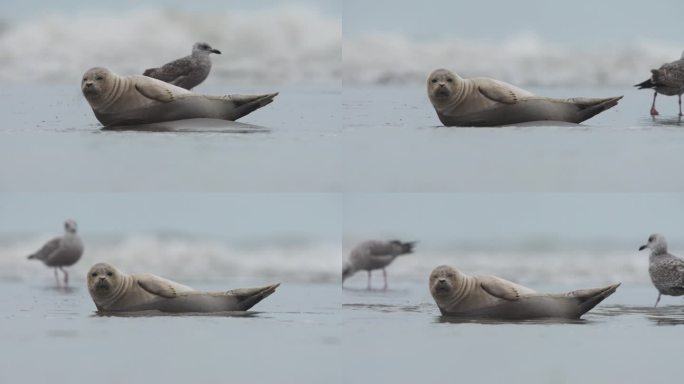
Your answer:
98,276 -> 105,281
438,83 -> 445,88
438,278 -> 446,284
85,81 -> 93,88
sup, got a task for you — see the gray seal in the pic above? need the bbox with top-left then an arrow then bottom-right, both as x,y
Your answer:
27,219 -> 84,286
81,67 -> 277,127
427,68 -> 622,127
86,263 -> 279,313
143,42 -> 221,90
342,240 -> 415,289
639,233 -> 684,307
429,265 -> 620,320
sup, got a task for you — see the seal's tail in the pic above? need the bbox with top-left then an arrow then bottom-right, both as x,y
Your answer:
227,283 -> 281,311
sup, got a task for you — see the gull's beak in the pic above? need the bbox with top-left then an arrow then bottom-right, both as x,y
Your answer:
638,244 -> 648,251
210,49 -> 221,54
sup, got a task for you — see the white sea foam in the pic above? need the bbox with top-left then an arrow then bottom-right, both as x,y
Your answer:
380,249 -> 649,285
0,6 -> 340,85
344,33 -> 682,86
3,234 -> 340,283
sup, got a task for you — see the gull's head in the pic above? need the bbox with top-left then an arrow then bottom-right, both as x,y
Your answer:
64,219 -> 78,234
639,233 -> 668,254
193,42 -> 221,55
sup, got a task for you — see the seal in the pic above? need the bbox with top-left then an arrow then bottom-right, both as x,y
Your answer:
429,265 -> 620,320
86,262 -> 280,313
427,68 -> 622,126
81,67 -> 277,127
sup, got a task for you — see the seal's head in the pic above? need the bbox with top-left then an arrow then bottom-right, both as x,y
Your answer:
81,67 -> 115,108
429,265 -> 462,298
192,42 -> 221,55
87,262 -> 124,307
639,233 -> 668,254
63,219 -> 78,234
427,68 -> 459,103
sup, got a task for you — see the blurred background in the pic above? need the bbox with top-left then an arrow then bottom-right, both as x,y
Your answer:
343,0 -> 683,86
0,0 -> 341,86
343,193 -> 684,285
0,193 -> 341,283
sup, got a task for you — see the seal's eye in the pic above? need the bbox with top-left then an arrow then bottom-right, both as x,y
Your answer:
431,79 -> 437,83
446,78 -> 453,83
83,78 -> 87,82
96,76 -> 103,81
91,272 -> 97,277
106,271 -> 113,276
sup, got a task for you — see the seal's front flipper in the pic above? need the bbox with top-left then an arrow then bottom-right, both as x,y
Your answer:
478,82 -> 521,104
137,274 -> 193,298
226,283 -> 280,311
135,83 -> 177,103
480,276 -> 521,301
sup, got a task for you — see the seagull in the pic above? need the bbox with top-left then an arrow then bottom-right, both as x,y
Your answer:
639,233 -> 684,307
342,240 -> 416,290
27,219 -> 84,286
635,52 -> 684,117
143,42 -> 221,90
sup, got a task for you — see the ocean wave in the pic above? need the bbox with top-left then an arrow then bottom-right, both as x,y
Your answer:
373,249 -> 649,285
0,6 -> 340,85
1,234 -> 340,283
343,33 -> 682,86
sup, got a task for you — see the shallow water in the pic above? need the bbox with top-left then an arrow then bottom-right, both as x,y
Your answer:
0,280 -> 341,384
0,84 -> 341,192
342,86 -> 684,192
342,282 -> 684,383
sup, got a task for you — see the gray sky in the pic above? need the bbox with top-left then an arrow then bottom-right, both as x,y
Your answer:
1,0 -> 340,21
344,194 -> 684,246
0,193 -> 341,242
344,0 -> 682,45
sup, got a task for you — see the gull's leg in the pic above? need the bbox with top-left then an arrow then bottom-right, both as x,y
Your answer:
654,293 -> 662,308
678,94 -> 682,117
54,268 -> 60,286
367,270 -> 372,290
382,268 -> 388,290
60,267 -> 68,286
650,92 -> 659,116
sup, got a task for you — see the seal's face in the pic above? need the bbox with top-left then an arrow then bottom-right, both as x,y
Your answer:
81,67 -> 113,105
429,265 -> 458,297
427,69 -> 457,101
87,263 -> 122,296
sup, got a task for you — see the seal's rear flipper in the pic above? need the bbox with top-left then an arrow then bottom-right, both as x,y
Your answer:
570,283 -> 621,316
573,96 -> 623,123
227,283 -> 281,311
225,93 -> 279,121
